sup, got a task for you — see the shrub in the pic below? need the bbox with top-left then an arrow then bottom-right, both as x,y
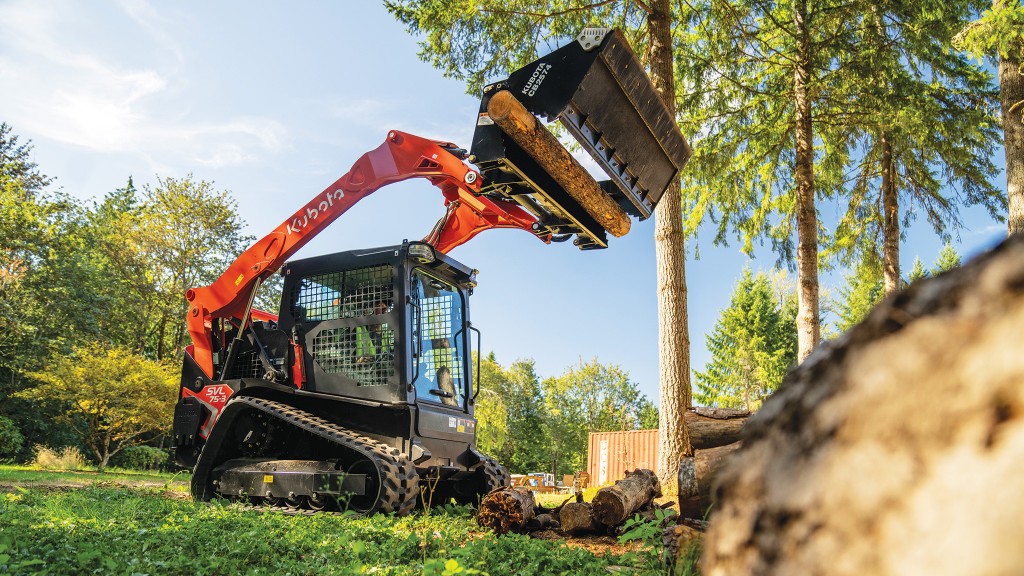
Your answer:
33,445 -> 89,470
0,416 -> 24,459
111,445 -> 168,471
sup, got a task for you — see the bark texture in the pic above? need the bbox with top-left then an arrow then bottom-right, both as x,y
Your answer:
592,468 -> 662,526
686,408 -> 748,450
1002,36 -> 1024,236
477,486 -> 536,535
677,441 -> 742,518
793,0 -> 821,362
880,131 -> 900,294
486,90 -> 630,237
703,236 -> 1024,575
648,0 -> 694,486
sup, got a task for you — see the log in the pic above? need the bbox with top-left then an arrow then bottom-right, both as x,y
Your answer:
704,236 -> 1024,575
685,410 -> 747,450
592,468 -> 661,526
678,441 -> 741,518
486,90 -> 631,238
477,486 -> 536,535
559,501 -> 602,535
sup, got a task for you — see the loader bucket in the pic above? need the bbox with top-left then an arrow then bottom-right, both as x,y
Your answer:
470,28 -> 691,249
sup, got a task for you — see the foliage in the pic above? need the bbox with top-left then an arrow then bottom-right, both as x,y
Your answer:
955,0 -> 1024,61
829,0 -> 1003,273
134,175 -> 253,359
695,269 -> 797,410
933,242 -> 963,273
907,256 -> 930,283
834,250 -> 885,333
21,345 -> 178,468
474,354 -> 657,477
476,356 -> 551,474
386,1 -> 652,95
32,446 -> 88,471
542,359 -> 658,476
0,122 -> 53,197
110,445 -> 171,472
0,418 -> 24,459
0,479 -> 657,575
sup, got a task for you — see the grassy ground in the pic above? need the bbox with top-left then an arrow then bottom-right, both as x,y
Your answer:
0,466 -> 683,575
0,465 -> 187,490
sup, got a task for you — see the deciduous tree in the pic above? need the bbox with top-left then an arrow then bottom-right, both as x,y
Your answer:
21,345 -> 178,468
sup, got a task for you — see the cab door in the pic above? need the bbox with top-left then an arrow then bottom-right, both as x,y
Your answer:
409,268 -> 476,443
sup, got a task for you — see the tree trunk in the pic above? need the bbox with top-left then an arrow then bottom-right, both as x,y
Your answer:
648,0 -> 694,487
1002,33 -> 1024,236
880,131 -> 900,294
793,0 -> 821,362
559,501 -> 601,534
477,486 -> 536,534
677,441 -> 742,518
592,468 -> 662,526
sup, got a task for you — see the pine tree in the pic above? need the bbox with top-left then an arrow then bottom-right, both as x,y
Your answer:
694,269 -> 797,411
907,256 -> 930,283
831,1 -> 1003,294
834,250 -> 885,333
933,242 -> 963,273
956,1 -> 1024,235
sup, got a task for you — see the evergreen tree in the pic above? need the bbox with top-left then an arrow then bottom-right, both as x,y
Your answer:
907,256 -> 930,283
831,1 -> 1003,295
834,250 -> 885,333
0,122 -> 53,198
694,269 -> 797,411
933,242 -> 963,273
956,0 -> 1024,235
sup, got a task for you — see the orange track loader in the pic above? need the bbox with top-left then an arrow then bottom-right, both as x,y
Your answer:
172,28 -> 689,514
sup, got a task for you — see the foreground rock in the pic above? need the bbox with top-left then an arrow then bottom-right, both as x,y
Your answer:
703,237 -> 1024,575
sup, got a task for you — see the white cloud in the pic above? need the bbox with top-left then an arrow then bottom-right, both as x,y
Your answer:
0,0 -> 287,169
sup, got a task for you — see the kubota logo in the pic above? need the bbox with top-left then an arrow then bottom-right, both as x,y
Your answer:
286,189 -> 346,235
522,63 -> 552,97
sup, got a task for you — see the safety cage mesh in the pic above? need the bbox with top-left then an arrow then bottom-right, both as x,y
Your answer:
292,265 -> 396,387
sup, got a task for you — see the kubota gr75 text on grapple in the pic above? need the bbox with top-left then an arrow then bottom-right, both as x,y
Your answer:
172,28 -> 690,514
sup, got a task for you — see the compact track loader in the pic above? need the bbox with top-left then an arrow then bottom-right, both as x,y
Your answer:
172,28 -> 690,514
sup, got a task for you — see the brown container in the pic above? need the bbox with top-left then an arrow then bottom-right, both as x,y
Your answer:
587,429 -> 659,487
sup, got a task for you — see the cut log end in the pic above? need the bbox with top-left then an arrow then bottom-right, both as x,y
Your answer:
477,486 -> 537,535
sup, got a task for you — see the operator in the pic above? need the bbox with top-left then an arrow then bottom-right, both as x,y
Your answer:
355,299 -> 391,365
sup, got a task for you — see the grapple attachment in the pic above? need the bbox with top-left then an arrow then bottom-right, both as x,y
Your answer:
471,28 -> 691,249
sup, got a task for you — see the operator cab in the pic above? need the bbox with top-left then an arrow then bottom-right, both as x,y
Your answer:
276,241 -> 479,410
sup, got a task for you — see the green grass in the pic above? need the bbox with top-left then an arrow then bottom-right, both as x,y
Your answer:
0,468 -> 681,576
0,465 -> 187,491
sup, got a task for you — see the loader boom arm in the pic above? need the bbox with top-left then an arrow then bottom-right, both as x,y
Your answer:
185,130 -> 543,378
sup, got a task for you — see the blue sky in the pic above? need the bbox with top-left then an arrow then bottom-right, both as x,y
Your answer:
0,0 -> 1008,404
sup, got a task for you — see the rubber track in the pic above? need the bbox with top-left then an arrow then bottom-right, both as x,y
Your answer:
217,397 -> 419,515
478,456 -> 511,493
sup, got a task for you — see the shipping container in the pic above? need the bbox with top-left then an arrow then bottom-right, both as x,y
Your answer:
587,429 -> 659,487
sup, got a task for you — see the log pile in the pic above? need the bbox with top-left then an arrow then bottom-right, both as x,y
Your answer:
477,468 -> 671,538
